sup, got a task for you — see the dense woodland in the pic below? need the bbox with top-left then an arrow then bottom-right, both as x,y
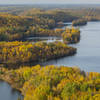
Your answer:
0,11 -> 78,41
0,5 -> 100,100
0,6 -> 100,41
0,65 -> 100,100
0,14 -> 55,41
62,27 -> 80,44
0,12 -> 81,42
0,41 -> 76,67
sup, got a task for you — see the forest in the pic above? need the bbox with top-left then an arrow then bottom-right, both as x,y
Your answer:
0,4 -> 100,100
0,6 -> 100,41
0,65 -> 100,100
0,41 -> 76,67
0,12 -> 78,41
62,27 -> 80,44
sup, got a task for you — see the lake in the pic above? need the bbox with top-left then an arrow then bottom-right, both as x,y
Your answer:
0,81 -> 23,100
43,22 -> 100,73
0,21 -> 100,100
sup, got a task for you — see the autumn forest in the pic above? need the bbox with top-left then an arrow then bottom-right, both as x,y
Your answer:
0,4 -> 100,100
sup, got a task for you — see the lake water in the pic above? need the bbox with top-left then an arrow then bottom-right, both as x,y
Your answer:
0,81 -> 23,100
26,36 -> 63,43
0,21 -> 100,100
43,22 -> 100,73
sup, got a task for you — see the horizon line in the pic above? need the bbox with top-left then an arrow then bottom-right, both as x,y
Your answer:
0,3 -> 100,5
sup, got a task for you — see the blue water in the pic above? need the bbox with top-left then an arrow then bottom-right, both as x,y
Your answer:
0,81 -> 23,100
43,22 -> 100,72
0,21 -> 100,100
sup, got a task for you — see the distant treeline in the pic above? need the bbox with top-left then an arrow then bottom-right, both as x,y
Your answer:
0,10 -> 79,41
0,7 -> 100,41
72,19 -> 87,26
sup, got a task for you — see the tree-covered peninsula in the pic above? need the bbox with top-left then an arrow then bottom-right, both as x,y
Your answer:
0,11 -> 78,41
0,65 -> 100,100
0,41 -> 76,67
